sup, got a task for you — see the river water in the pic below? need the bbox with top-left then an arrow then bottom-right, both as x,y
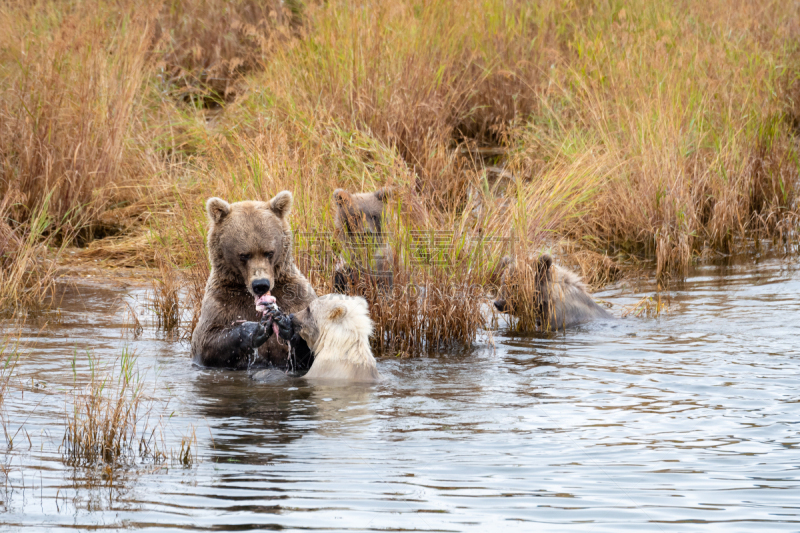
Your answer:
0,257 -> 799,531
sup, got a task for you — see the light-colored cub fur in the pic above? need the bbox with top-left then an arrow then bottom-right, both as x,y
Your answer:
293,295 -> 382,382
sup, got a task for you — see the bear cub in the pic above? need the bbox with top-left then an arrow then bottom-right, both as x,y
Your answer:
493,254 -> 612,330
290,294 -> 382,382
332,187 -> 394,292
191,191 -> 317,370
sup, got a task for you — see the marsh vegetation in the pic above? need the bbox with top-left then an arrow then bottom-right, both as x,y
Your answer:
0,0 -> 797,343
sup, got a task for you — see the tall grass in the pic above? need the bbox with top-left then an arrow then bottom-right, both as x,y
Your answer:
0,198 -> 65,315
0,1 -> 152,235
181,0 -> 800,272
522,0 -> 800,277
1,0 -> 799,332
152,0 -> 800,342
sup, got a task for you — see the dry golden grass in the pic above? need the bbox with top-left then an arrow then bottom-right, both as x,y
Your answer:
1,0 -> 799,336
337,262 -> 488,357
0,1 -> 152,234
519,0 -> 800,278
0,199 -> 64,315
157,0 -> 294,104
150,255 -> 181,335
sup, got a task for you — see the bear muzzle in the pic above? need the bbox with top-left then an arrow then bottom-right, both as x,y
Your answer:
493,299 -> 509,313
251,278 -> 271,296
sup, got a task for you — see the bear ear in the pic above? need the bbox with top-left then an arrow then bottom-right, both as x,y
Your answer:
206,197 -> 231,225
374,187 -> 393,203
536,254 -> 553,275
269,190 -> 293,219
333,188 -> 352,207
327,303 -> 348,322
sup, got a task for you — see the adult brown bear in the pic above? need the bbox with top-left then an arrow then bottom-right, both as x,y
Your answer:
191,192 -> 317,370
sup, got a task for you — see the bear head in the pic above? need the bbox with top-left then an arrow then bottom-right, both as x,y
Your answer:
493,254 -> 553,316
332,187 -> 392,243
205,191 -> 294,297
291,294 -> 373,354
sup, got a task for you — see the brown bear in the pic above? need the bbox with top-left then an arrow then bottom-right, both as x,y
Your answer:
191,191 -> 317,370
493,254 -> 612,330
332,187 -> 394,292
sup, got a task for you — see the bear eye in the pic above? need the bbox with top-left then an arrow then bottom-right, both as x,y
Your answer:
239,253 -> 251,263
264,251 -> 274,259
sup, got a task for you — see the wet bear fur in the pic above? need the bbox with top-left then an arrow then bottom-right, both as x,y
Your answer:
493,254 -> 612,330
292,294 -> 381,382
332,187 -> 394,292
191,191 -> 317,369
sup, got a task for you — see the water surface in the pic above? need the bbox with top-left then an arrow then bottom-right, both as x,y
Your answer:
1,257 -> 799,531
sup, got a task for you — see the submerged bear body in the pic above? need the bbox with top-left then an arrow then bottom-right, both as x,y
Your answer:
494,254 -> 612,330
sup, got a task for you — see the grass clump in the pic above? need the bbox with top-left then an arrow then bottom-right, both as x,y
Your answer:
150,255 -> 182,335
0,199 -> 65,316
335,237 -> 494,356
62,348 -> 167,468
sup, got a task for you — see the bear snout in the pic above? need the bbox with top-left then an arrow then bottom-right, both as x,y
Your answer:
251,278 -> 271,296
493,299 -> 508,313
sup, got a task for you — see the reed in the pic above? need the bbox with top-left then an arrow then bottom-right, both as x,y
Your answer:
150,256 -> 182,335
61,348 -> 167,468
0,336 -> 20,448
0,198 -> 64,316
